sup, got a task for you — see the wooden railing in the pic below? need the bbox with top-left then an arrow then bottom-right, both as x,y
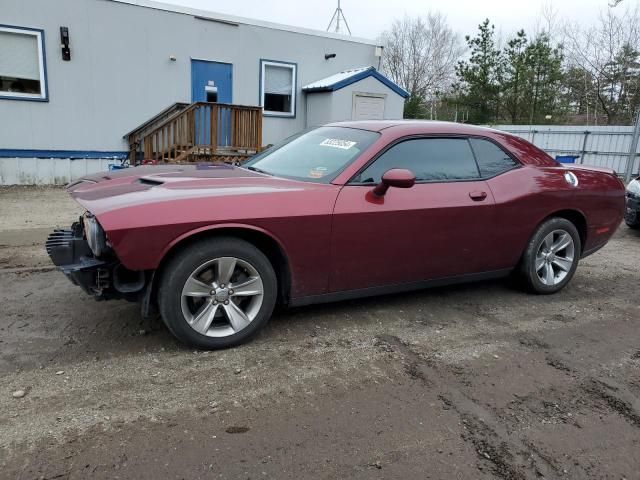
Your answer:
135,102 -> 263,163
125,102 -> 190,163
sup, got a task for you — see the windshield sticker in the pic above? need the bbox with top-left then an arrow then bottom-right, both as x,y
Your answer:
319,138 -> 357,150
308,166 -> 328,178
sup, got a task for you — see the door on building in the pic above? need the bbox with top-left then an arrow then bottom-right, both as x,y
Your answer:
352,93 -> 385,120
191,60 -> 233,146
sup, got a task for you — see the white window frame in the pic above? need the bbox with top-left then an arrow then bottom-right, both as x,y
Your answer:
0,25 -> 48,101
260,60 -> 296,118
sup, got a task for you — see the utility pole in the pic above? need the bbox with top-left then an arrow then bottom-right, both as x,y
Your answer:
327,0 -> 352,35
625,107 -> 640,182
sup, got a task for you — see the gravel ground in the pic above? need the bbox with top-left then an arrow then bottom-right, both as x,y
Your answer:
0,186 -> 639,479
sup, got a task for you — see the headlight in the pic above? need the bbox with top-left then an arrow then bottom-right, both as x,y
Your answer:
83,212 -> 108,257
627,179 -> 640,196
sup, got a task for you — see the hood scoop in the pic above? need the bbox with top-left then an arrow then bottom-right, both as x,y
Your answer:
138,177 -> 166,186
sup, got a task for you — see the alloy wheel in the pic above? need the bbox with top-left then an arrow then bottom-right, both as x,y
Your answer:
180,257 -> 264,337
535,229 -> 575,286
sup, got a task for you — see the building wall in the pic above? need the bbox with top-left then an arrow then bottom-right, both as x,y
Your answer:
0,0 -> 379,158
0,157 -> 118,185
305,92 -> 334,129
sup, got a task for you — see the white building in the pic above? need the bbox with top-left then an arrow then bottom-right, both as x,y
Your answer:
0,0 -> 407,184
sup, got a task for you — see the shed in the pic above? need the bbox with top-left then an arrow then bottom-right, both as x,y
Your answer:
302,66 -> 408,127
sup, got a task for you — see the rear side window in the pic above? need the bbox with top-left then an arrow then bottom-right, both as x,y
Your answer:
355,138 -> 480,183
469,138 -> 517,177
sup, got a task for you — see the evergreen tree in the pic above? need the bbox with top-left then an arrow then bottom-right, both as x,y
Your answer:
521,34 -> 564,123
454,19 -> 504,124
502,30 -> 528,123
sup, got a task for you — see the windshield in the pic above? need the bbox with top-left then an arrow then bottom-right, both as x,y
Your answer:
243,126 -> 379,183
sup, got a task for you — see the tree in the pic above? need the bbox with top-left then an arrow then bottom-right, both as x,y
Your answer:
402,93 -> 428,119
380,13 -> 463,119
454,19 -> 504,123
502,30 -> 529,123
521,34 -> 564,123
565,6 -> 640,123
559,66 -> 599,120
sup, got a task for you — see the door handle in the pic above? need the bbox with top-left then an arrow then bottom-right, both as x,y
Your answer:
469,191 -> 487,201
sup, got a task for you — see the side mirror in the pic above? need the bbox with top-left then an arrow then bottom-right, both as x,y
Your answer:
372,169 -> 416,196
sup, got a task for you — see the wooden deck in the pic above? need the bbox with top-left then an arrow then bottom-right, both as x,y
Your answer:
128,102 -> 263,164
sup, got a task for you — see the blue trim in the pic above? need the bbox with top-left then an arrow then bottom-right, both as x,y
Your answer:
0,24 -> 49,102
0,149 -> 128,159
303,67 -> 410,98
259,59 -> 297,119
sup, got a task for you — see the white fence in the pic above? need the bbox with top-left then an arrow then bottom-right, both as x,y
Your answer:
492,125 -> 640,177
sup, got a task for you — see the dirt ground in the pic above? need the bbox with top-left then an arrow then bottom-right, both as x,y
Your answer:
1,185 -> 639,480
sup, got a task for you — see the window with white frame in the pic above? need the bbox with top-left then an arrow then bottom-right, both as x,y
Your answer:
0,26 -> 47,101
260,60 -> 296,117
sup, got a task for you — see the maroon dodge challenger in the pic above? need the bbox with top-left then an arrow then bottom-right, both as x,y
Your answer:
47,121 -> 625,349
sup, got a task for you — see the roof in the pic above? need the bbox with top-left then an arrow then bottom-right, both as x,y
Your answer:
302,66 -> 409,98
326,120 -> 505,135
109,0 -> 378,45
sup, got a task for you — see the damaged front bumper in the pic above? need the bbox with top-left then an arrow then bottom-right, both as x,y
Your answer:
46,219 -> 148,302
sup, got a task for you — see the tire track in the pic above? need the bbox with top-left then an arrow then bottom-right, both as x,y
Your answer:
376,334 -> 559,480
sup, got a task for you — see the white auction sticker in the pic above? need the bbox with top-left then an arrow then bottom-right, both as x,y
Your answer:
319,138 -> 357,150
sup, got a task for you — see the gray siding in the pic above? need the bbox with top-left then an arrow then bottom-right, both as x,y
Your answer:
0,0 -> 379,151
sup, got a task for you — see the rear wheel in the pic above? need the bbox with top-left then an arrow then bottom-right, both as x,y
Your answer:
520,218 -> 581,294
158,237 -> 277,349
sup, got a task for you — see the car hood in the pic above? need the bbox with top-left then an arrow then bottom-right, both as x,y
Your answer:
67,164 -> 325,215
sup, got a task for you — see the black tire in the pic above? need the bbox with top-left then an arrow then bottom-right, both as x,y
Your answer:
520,217 -> 581,294
625,220 -> 640,229
158,237 -> 277,349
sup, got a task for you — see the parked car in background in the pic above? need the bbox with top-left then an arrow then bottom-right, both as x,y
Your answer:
46,121 -> 625,349
625,176 -> 640,229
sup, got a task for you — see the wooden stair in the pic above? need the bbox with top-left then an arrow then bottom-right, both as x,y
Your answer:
126,102 -> 263,164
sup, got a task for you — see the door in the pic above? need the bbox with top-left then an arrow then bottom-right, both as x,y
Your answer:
352,93 -> 385,120
191,60 -> 232,146
330,137 -> 497,292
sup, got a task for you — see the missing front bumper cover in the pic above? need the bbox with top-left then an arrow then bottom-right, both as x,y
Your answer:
46,222 -> 147,300
46,223 -> 108,295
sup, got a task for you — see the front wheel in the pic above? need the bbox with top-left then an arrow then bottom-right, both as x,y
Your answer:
625,219 -> 640,230
520,218 -> 581,294
158,237 -> 277,349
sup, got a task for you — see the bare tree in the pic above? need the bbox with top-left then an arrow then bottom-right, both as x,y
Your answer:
564,5 -> 640,123
534,1 -> 560,40
380,13 -> 463,102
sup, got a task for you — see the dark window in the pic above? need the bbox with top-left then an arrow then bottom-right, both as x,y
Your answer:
206,91 -> 218,102
355,138 -> 480,184
469,138 -> 517,177
264,93 -> 291,113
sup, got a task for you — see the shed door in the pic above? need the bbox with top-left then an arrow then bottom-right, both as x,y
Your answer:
352,93 -> 385,120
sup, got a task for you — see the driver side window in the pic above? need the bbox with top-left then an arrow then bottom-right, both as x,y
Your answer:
354,138 -> 480,184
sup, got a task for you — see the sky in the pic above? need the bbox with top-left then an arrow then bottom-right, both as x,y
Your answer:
162,0 -> 622,41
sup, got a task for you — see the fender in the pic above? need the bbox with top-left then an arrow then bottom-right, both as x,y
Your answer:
158,222 -> 290,267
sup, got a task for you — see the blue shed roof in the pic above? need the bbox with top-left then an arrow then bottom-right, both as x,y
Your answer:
302,66 -> 410,98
